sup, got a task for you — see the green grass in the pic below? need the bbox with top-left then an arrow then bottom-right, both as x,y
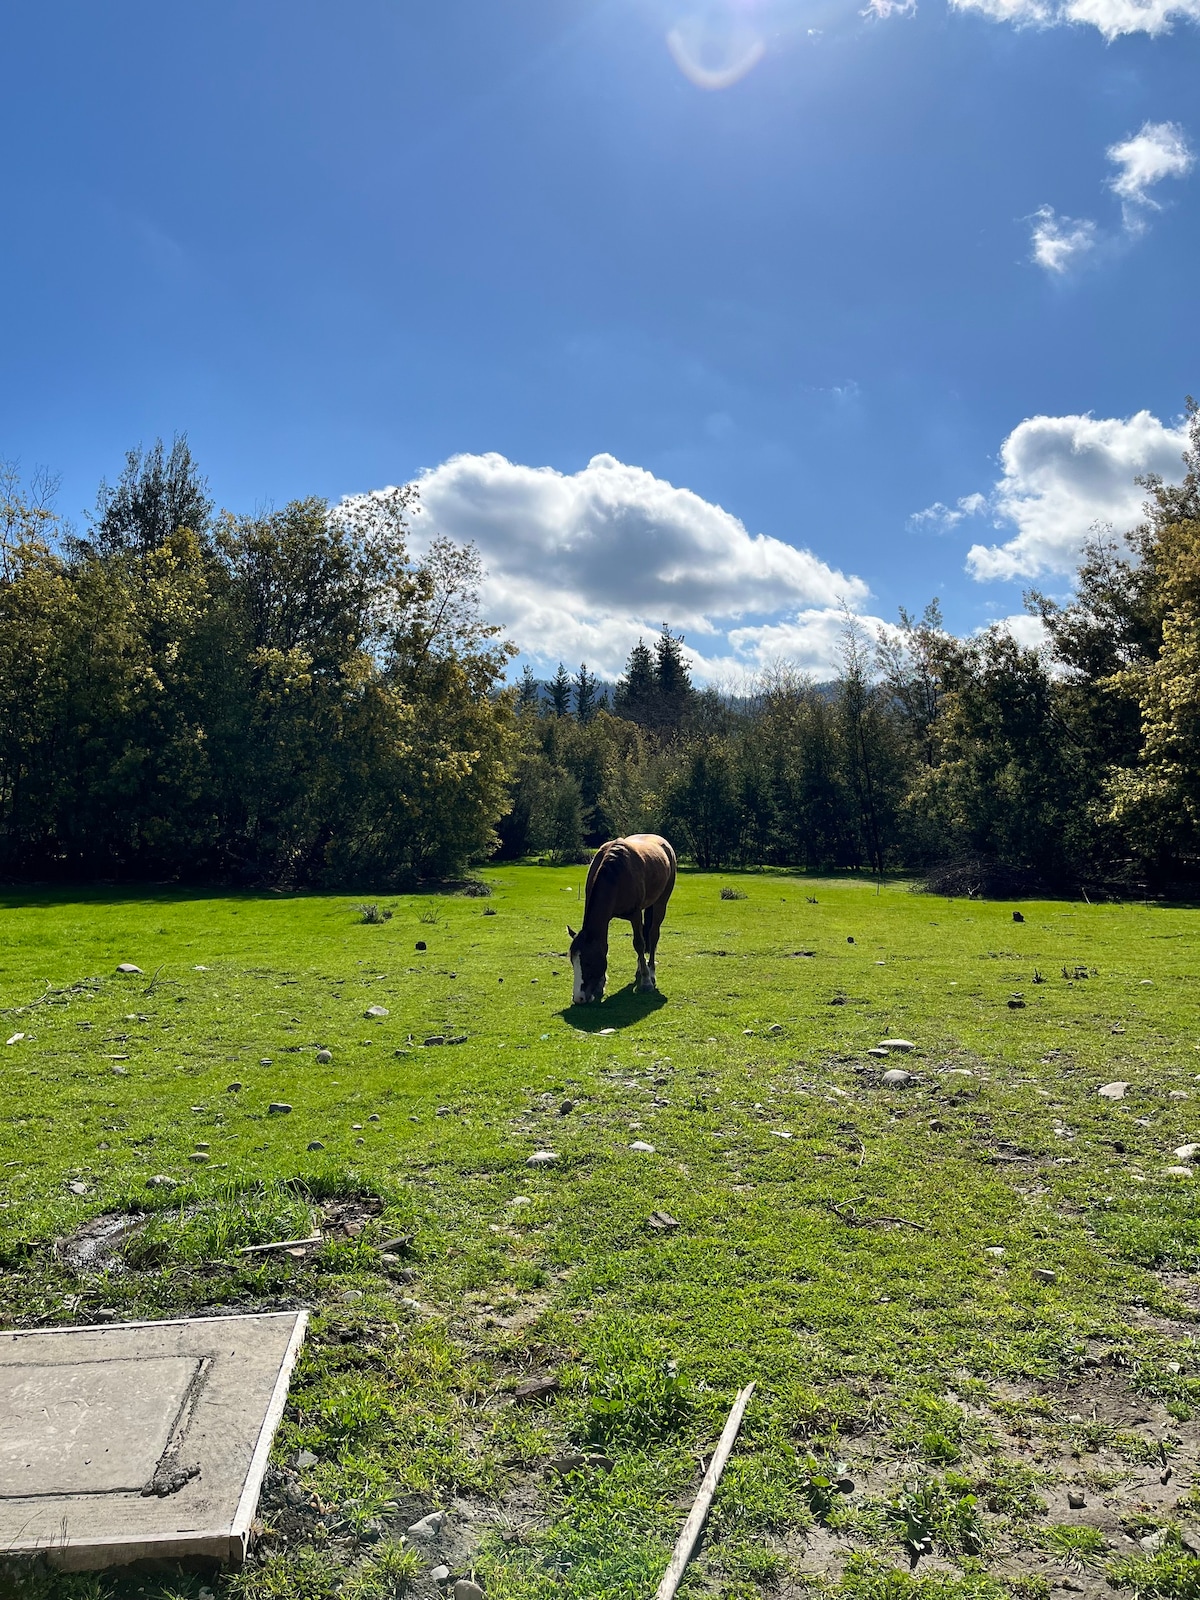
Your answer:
3,870 -> 1200,1600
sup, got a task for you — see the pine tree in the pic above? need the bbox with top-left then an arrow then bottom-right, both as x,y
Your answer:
614,638 -> 657,722
548,662 -> 573,717
653,624 -> 695,727
573,663 -> 600,724
517,664 -> 541,712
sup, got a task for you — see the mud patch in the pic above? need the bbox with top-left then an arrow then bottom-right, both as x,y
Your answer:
55,1210 -> 147,1271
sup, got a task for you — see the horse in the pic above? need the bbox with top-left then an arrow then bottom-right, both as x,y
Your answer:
568,834 -> 677,1005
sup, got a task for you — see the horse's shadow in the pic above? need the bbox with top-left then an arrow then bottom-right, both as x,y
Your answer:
561,985 -> 668,1033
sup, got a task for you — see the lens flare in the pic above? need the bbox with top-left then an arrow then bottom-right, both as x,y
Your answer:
666,10 -> 767,88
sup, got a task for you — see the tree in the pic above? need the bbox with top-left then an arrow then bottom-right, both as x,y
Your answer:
614,637 -> 657,722
653,623 -> 695,727
548,662 -> 573,717
573,662 -> 600,724
664,737 -> 740,867
90,436 -> 212,557
517,664 -> 541,712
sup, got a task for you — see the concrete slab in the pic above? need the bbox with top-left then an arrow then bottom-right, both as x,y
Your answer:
0,1310 -> 307,1571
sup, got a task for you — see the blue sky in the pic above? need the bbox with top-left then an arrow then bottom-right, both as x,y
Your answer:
2,1 -> 1197,678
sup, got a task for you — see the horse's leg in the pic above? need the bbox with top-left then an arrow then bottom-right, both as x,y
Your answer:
631,913 -> 652,990
643,898 -> 667,988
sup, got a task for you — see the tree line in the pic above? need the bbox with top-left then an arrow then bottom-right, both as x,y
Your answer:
3,406 -> 1200,891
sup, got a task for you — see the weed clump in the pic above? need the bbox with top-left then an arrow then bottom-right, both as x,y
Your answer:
721,887 -> 747,900
355,904 -> 392,924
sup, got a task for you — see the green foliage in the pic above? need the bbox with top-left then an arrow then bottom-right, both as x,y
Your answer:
578,1353 -> 697,1448
1041,1524 -> 1108,1567
888,1475 -> 986,1558
1107,1536 -> 1200,1600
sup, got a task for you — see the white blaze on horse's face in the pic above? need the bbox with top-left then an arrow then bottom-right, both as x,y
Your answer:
572,953 -> 584,1005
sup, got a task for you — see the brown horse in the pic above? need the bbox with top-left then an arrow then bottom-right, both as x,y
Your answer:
568,834 -> 677,1004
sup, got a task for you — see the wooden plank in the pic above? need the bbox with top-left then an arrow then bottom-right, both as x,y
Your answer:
653,1382 -> 756,1600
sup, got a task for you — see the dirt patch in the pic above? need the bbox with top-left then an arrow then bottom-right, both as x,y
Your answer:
316,1194 -> 387,1239
55,1210 -> 147,1271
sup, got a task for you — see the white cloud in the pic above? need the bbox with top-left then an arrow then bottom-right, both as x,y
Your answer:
951,0 -> 1200,36
1029,206 -> 1098,275
1107,121 -> 1195,224
983,613 -> 1053,652
964,410 -> 1187,582
368,452 -> 870,679
908,492 -> 988,531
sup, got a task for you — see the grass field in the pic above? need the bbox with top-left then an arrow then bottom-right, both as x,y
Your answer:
3,868 -> 1200,1600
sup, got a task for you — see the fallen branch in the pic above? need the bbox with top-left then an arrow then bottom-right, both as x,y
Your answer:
653,1382 -> 756,1600
237,1234 -> 323,1255
825,1199 -> 925,1231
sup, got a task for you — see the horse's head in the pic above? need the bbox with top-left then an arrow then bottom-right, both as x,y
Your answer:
567,924 -> 607,1004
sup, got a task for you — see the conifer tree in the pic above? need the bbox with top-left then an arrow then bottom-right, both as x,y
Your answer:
614,637 -> 657,722
548,662 -> 573,716
573,662 -> 600,724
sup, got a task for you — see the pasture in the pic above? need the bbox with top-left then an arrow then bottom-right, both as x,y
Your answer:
2,870 -> 1200,1600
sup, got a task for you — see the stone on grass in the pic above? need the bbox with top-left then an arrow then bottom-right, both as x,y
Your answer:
188,1152 -> 210,1164
430,1567 -> 451,1584
227,1082 -> 242,1093
1171,1090 -> 1190,1100
146,1174 -> 176,1188
881,1069 -> 913,1088
268,1102 -> 292,1115
1098,1082 -> 1130,1100
1067,1490 -> 1086,1509
510,1195 -> 532,1206
67,1180 -> 88,1196
407,1511 -> 446,1540
1032,1267 -> 1057,1284
316,1049 -> 333,1064
768,1023 -> 783,1035
1165,1166 -> 1194,1179
307,1140 -> 325,1152
295,1448 -> 318,1469
879,1040 -> 915,1052
984,1246 -> 1005,1258
6,1033 -> 25,1046
365,1005 -> 389,1019
527,1150 -> 559,1166
867,1047 -> 890,1058
514,1375 -> 559,1400
415,940 -> 427,952
560,1099 -> 576,1114
1174,1144 -> 1200,1161
455,1582 -> 485,1600
629,1140 -> 656,1152
368,1112 -> 381,1122
115,963 -> 142,974
259,1057 -> 271,1066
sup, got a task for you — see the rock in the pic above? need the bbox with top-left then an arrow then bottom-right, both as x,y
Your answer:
259,1058 -> 272,1066
1067,1490 -> 1085,1509
1007,998 -> 1026,1009
1171,1090 -> 1190,1099
1180,1528 -> 1200,1557
415,940 -> 427,951
984,1246 -> 1005,1258
629,1140 -> 656,1152
454,1583 -> 485,1600
425,1036 -> 446,1047
116,963 -> 142,974
867,1047 -> 890,1058
514,1374 -> 559,1400
188,1151 -> 210,1163
295,1448 -> 318,1468
407,1511 -> 446,1540
510,1195 -> 532,1206
430,1567 -> 451,1585
5,1032 -> 25,1045
1032,1267 -> 1057,1284
316,1049 -> 333,1064
268,1102 -> 293,1115
1165,1166 -> 1194,1179
768,1023 -> 783,1035
1013,911 -> 1025,922
847,936 -> 855,943
146,1174 -> 176,1188
1098,1081 -> 1130,1100
648,1210 -> 680,1231
560,1100 -> 576,1115
365,1005 -> 389,1019
67,1180 -> 88,1195
1175,1144 -> 1199,1161
352,1122 -> 363,1130
369,1113 -> 381,1122
111,1064 -> 128,1076
227,1082 -> 243,1093
1140,1531 -> 1166,1553
307,1140 -> 325,1151
527,1150 -> 559,1166
882,1069 -> 913,1088
879,1040 -> 915,1052
436,1106 -> 451,1116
